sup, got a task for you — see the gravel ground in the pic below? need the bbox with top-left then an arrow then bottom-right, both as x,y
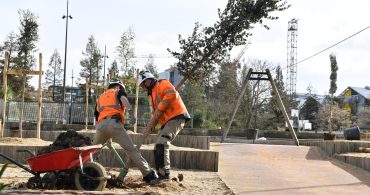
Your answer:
0,138 -> 232,194
1,164 -> 233,194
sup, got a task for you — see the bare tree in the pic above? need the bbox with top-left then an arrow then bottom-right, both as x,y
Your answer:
239,59 -> 274,129
143,54 -> 159,78
357,108 -> 370,129
44,49 -> 63,101
314,103 -> 351,131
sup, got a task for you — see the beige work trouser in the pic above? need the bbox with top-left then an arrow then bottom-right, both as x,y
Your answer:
155,119 -> 186,170
94,117 -> 153,177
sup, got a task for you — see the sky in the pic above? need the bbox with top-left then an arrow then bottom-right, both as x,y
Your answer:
0,0 -> 369,95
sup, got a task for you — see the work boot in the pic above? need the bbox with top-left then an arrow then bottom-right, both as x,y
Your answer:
143,170 -> 161,185
157,168 -> 170,180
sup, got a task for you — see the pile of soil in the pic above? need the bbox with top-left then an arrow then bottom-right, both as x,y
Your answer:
17,130 -> 93,190
37,130 -> 92,155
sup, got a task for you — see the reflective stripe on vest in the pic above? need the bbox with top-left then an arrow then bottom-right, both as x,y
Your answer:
150,80 -> 189,126
97,89 -> 121,112
97,89 -> 125,124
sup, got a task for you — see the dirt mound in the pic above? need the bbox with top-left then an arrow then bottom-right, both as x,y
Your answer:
37,130 -> 92,155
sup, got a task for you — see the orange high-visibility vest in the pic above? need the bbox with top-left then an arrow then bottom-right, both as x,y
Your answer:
96,89 -> 125,124
150,80 -> 189,126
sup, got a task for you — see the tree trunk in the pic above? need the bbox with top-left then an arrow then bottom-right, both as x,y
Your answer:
175,76 -> 188,91
53,65 -> 56,101
328,94 -> 333,134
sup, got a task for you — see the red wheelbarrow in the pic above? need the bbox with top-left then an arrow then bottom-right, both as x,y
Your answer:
0,144 -> 109,191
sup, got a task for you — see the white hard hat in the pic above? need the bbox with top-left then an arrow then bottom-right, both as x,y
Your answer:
138,70 -> 155,85
108,80 -> 125,90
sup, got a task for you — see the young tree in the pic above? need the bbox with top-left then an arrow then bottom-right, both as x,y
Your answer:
212,58 -> 239,127
116,26 -> 136,77
262,65 -> 290,129
143,54 -> 159,78
181,82 -> 209,128
328,53 -> 338,134
10,10 -> 39,99
79,35 -> 102,100
300,96 -> 321,129
314,103 -> 350,131
44,49 -> 63,101
168,0 -> 290,89
0,32 -> 19,98
108,60 -> 119,81
16,9 -> 39,70
0,32 -> 18,62
357,108 -> 370,129
13,9 -> 39,133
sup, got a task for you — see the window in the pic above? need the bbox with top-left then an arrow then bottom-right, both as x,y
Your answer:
170,71 -> 174,84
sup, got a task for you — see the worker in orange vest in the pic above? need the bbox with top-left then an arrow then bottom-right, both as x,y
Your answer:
94,81 -> 160,184
138,71 -> 190,180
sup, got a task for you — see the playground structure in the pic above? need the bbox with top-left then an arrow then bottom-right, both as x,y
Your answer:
222,68 -> 299,146
1,52 -> 43,139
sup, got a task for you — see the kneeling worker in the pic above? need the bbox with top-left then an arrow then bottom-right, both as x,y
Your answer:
93,80 -> 160,184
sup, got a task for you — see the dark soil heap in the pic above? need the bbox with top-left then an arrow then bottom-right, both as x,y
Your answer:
37,130 -> 92,156
26,130 -> 93,189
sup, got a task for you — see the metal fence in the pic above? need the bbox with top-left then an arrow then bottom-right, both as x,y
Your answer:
0,99 -> 151,126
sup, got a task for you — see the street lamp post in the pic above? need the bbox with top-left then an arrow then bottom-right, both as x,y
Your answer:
62,0 -> 72,102
102,45 -> 109,85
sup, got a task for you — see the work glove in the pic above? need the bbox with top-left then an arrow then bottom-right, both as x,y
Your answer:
143,109 -> 163,138
143,118 -> 156,138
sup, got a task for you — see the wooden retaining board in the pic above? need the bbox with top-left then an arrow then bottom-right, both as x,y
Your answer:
0,144 -> 218,172
4,130 -> 210,150
301,140 -> 370,156
334,153 -> 370,172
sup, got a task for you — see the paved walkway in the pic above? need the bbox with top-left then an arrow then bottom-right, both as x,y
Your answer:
214,143 -> 370,194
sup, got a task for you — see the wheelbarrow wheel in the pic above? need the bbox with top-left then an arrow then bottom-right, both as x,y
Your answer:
74,162 -> 106,191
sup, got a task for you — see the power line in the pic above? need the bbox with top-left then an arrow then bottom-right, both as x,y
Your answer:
295,25 -> 370,65
134,54 -> 174,59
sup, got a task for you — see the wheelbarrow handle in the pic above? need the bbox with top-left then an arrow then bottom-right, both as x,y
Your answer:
0,153 -> 38,176
16,149 -> 35,157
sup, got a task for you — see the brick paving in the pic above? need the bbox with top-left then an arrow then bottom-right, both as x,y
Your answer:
214,143 -> 370,194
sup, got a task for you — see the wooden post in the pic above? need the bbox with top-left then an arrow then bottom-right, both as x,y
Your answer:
19,73 -> 26,138
1,52 -> 9,138
221,68 -> 252,142
266,69 -> 299,146
85,77 -> 89,131
134,69 -> 139,133
36,53 -> 43,139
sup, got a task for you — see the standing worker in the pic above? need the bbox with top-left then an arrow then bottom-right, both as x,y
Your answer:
138,71 -> 190,180
94,80 -> 160,184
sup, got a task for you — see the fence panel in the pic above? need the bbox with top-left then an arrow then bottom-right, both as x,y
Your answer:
1,100 -> 151,126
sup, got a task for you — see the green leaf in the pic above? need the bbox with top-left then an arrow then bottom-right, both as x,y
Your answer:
0,164 -> 8,177
0,164 -> 9,192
